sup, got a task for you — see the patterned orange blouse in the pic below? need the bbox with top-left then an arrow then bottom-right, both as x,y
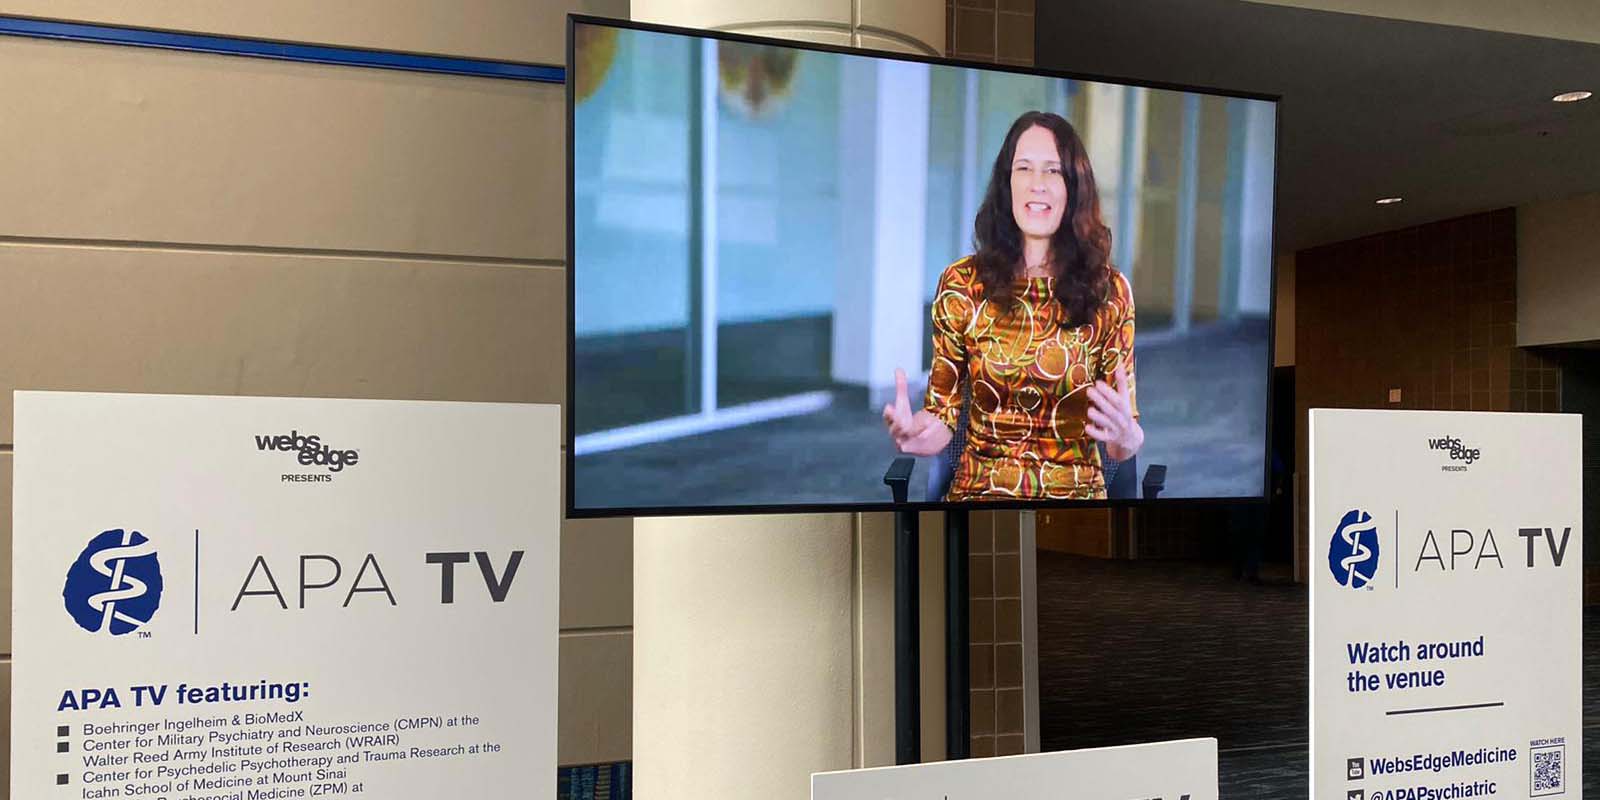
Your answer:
923,257 -> 1138,501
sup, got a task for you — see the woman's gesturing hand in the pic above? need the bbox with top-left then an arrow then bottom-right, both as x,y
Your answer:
1085,365 -> 1143,462
883,368 -> 954,457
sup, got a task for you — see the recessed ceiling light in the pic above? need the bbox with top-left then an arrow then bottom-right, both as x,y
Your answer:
1552,90 -> 1592,103
1375,197 -> 1403,205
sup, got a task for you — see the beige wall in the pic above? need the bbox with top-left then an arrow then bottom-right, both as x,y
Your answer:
0,36 -> 562,268
0,0 -> 627,63
1518,192 -> 1600,347
0,0 -> 633,778
1245,0 -> 1600,44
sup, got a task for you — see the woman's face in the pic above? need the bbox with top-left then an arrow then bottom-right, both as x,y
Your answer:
1009,125 -> 1067,243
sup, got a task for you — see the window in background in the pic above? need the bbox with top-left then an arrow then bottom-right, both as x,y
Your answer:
573,29 -> 695,435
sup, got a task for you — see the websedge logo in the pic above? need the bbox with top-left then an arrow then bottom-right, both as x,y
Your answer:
1426,435 -> 1480,471
254,430 -> 360,472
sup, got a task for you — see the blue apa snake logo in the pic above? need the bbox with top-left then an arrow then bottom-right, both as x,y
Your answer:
62,529 -> 164,635
1328,509 -> 1380,589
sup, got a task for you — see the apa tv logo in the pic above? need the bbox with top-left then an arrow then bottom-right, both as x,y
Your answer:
63,529 -> 164,636
255,429 -> 360,472
1427,435 -> 1481,471
1328,509 -> 1380,589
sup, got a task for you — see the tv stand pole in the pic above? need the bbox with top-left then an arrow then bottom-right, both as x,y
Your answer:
884,460 -> 920,764
884,460 -> 971,762
944,508 -> 969,759
893,508 -> 920,764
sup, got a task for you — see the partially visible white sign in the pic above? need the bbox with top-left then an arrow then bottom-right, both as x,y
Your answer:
1311,409 -> 1582,800
11,392 -> 560,799
812,738 -> 1216,800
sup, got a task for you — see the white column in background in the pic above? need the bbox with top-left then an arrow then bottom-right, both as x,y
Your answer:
1235,100 -> 1277,316
833,58 -> 932,407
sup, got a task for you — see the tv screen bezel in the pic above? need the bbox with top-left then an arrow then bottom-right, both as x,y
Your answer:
565,13 -> 1282,519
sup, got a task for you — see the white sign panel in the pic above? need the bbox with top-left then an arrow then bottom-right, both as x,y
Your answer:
1311,409 -> 1581,800
11,392 -> 559,800
812,738 -> 1216,800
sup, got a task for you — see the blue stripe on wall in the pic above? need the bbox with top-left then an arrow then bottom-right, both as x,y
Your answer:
0,15 -> 565,82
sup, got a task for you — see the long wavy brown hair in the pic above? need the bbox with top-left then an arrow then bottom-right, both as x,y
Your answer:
972,111 -> 1113,326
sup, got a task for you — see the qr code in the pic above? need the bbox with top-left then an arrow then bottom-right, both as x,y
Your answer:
1532,747 -> 1564,796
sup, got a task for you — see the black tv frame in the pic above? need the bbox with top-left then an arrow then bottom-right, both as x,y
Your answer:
565,13 -> 1282,520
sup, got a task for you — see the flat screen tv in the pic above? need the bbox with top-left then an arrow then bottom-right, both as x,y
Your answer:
567,15 -> 1279,517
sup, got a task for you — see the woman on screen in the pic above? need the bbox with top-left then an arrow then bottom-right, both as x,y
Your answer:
882,110 -> 1141,500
